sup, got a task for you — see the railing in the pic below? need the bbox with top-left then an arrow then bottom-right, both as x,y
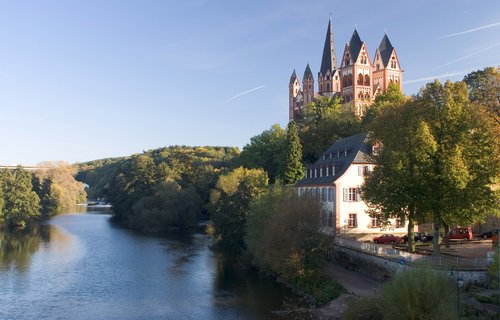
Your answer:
334,237 -> 489,269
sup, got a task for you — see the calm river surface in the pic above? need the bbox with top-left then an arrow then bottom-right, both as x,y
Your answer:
0,210 -> 300,320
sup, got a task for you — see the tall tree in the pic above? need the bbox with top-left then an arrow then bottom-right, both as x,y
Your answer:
238,124 -> 286,183
364,80 -> 499,255
2,168 -> 40,228
363,101 -> 435,253
299,96 -> 361,163
420,81 -> 499,253
208,167 -> 268,256
463,66 -> 500,127
361,81 -> 406,129
278,120 -> 304,184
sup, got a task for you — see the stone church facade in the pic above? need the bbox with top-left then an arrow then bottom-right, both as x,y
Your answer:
289,19 -> 403,121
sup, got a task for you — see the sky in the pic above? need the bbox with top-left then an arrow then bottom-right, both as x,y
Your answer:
0,0 -> 499,165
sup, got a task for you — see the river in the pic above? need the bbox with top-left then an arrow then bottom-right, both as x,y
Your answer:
0,210 -> 303,320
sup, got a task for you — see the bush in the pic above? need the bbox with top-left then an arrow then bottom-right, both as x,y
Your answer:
342,296 -> 382,320
379,267 -> 457,320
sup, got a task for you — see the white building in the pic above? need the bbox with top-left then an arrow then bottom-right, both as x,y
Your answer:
295,133 -> 406,237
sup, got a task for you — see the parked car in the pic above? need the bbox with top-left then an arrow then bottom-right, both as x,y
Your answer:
480,229 -> 498,239
402,232 -> 429,243
448,227 -> 473,240
373,234 -> 403,244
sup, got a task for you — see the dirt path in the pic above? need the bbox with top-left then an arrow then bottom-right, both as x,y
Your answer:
314,262 -> 383,319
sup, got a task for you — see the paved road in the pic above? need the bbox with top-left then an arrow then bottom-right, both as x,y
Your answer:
324,261 -> 382,296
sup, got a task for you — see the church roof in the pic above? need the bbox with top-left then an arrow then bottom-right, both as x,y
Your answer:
348,29 -> 363,62
295,133 -> 374,186
320,19 -> 338,75
289,69 -> 298,86
378,33 -> 394,67
303,63 -> 313,80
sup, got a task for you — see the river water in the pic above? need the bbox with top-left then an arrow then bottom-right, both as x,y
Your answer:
0,210 -> 302,320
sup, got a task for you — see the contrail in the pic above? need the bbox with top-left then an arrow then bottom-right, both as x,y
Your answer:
225,85 -> 266,102
439,21 -> 500,39
438,42 -> 500,68
404,71 -> 465,85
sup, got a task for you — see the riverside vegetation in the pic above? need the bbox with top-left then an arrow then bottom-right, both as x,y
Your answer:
0,162 -> 86,229
72,67 -> 499,310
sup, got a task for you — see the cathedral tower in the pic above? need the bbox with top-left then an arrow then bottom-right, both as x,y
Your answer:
303,64 -> 314,106
340,29 -> 372,116
318,19 -> 340,96
289,70 -> 302,121
372,33 -> 403,94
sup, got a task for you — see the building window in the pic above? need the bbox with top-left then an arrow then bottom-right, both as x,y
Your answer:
364,74 -> 370,86
358,165 -> 372,176
348,213 -> 357,228
326,167 -> 329,176
315,168 -> 318,178
357,73 -> 363,85
371,217 -> 380,228
309,169 -> 313,178
343,187 -> 361,202
331,165 -> 335,175
376,64 -> 380,70
320,167 -> 323,177
326,82 -> 331,91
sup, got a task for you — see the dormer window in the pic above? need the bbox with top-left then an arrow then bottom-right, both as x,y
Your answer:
320,167 -> 323,177
344,149 -> 348,156
326,167 -> 329,176
337,151 -> 340,158
322,154 -> 326,160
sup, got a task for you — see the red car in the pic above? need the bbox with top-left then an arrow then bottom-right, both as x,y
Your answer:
373,234 -> 403,244
448,227 -> 473,240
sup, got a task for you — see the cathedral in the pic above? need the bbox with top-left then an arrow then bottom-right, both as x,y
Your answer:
289,19 -> 403,121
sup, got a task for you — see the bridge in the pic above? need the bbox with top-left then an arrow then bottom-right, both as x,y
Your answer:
0,165 -> 49,171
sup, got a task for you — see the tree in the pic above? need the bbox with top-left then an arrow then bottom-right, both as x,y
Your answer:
361,82 -> 406,129
299,96 -> 361,163
238,124 -> 286,183
363,101 -> 435,253
364,80 -> 499,255
1,168 -> 40,228
463,66 -> 500,127
208,167 -> 268,256
129,181 -> 202,232
419,81 -> 499,253
278,120 -> 304,184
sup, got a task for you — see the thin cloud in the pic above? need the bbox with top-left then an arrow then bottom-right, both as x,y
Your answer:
225,85 -> 266,102
437,42 -> 500,68
404,71 -> 465,85
439,21 -> 500,39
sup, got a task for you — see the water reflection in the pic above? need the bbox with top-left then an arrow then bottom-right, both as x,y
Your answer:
0,225 -> 51,271
0,212 -> 301,320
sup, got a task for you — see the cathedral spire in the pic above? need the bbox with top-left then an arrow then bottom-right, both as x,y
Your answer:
377,33 -> 394,67
320,18 -> 337,75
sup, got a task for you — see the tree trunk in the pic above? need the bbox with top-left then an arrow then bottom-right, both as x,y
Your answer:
407,217 -> 415,253
442,220 -> 450,248
433,213 -> 441,256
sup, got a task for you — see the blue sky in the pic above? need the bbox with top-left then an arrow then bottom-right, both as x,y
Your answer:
0,0 -> 499,165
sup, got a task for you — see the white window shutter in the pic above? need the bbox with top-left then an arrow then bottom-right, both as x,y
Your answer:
343,188 -> 348,201
358,166 -> 363,176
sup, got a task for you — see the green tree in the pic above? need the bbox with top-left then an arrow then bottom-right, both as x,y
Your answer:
2,168 -> 40,228
420,81 -> 499,254
278,120 -> 304,184
364,80 -> 499,255
299,96 -> 361,163
361,82 -> 406,129
238,124 -> 286,183
208,167 -> 268,256
363,101 -> 435,253
463,66 -> 500,126
129,181 -> 202,231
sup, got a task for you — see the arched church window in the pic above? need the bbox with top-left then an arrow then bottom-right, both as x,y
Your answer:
319,83 -> 323,92
326,83 -> 331,92
342,76 -> 347,87
357,74 -> 363,85
364,74 -> 370,86
347,74 -> 353,87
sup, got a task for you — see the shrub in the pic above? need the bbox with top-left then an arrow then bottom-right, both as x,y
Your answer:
379,267 -> 457,320
342,296 -> 382,320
